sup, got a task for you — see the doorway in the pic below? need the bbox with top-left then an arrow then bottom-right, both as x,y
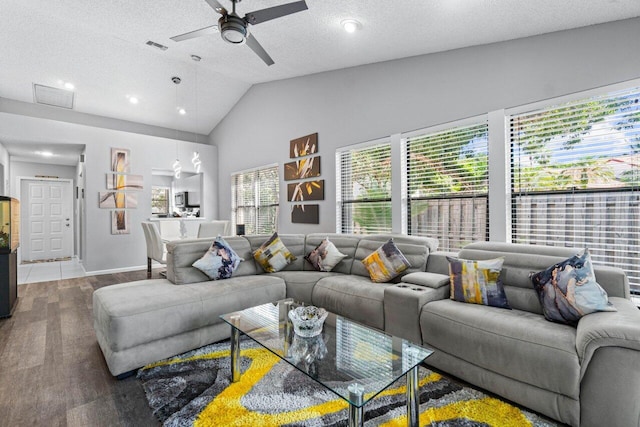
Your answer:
20,178 -> 74,262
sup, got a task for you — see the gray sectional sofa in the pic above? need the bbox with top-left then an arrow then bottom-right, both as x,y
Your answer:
92,233 -> 640,427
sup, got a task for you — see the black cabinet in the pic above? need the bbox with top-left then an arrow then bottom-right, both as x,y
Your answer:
0,251 -> 17,318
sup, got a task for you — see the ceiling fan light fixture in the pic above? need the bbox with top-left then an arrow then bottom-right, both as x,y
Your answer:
341,19 -> 362,33
219,15 -> 248,44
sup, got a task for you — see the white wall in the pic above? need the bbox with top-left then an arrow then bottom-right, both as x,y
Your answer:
210,18 -> 640,234
10,161 -> 77,195
0,112 -> 218,274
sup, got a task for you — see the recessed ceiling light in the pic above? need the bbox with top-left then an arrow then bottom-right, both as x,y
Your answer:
35,151 -> 54,157
341,19 -> 362,33
178,107 -> 187,115
63,82 -> 75,90
129,96 -> 139,104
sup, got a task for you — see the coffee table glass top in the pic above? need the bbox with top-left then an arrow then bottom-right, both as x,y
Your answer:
220,299 -> 433,407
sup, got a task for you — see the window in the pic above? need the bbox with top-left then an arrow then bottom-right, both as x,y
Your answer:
405,120 -> 489,251
231,164 -> 279,235
151,186 -> 169,215
510,86 -> 640,291
337,140 -> 392,233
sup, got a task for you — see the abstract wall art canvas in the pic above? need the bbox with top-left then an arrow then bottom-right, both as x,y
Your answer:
291,204 -> 319,224
111,210 -> 130,234
106,173 -> 143,191
287,180 -> 324,202
289,133 -> 318,158
111,148 -> 130,173
99,192 -> 138,209
284,156 -> 321,181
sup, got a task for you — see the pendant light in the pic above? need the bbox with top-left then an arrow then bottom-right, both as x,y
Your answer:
172,76 -> 182,179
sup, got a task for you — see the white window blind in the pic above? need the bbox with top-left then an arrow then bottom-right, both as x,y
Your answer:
405,121 -> 489,251
511,86 -> 640,291
231,165 -> 279,235
337,141 -> 392,234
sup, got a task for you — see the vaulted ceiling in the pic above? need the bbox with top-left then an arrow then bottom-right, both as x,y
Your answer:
2,0 -> 640,139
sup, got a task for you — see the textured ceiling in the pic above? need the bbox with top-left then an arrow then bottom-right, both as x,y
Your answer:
1,0 -> 640,140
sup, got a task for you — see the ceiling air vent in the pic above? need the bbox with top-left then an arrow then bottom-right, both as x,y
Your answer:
146,40 -> 168,51
33,84 -> 75,109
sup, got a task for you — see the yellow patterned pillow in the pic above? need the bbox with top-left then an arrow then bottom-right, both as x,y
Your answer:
362,239 -> 411,283
253,232 -> 297,273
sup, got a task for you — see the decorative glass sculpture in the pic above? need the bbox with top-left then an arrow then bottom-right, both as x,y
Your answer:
288,306 -> 328,337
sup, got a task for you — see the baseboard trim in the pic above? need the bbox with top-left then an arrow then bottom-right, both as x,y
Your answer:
85,264 -> 150,276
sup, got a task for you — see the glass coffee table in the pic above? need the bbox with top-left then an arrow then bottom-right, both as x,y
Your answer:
220,299 -> 433,427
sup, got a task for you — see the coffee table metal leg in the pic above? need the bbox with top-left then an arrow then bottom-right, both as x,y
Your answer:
231,326 -> 240,382
348,383 -> 364,427
406,365 -> 419,427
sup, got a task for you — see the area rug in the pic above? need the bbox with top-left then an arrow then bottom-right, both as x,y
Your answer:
138,339 -> 559,427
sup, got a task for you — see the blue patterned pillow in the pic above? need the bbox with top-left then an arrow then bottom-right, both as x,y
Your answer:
192,236 -> 243,280
529,249 -> 616,325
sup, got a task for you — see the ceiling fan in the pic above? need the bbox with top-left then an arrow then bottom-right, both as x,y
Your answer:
171,0 -> 308,66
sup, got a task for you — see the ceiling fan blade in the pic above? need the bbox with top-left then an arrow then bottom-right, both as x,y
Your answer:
170,25 -> 219,42
204,0 -> 227,15
244,0 -> 307,25
245,34 -> 274,66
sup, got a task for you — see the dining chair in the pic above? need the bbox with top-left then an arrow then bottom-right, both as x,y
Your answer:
159,220 -> 182,241
197,220 -> 231,238
142,222 -> 166,279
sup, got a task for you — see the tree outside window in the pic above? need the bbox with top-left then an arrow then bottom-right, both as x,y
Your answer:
151,187 -> 169,215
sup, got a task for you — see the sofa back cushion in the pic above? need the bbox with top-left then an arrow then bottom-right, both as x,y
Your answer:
458,242 -> 629,314
244,234 -> 306,272
167,237 -> 258,285
303,233 -> 359,273
351,234 -> 434,280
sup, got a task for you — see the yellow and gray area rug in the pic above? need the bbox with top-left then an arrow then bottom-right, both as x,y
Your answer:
138,339 -> 559,427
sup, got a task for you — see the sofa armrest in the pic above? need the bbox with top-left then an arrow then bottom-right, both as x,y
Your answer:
576,297 -> 640,427
425,251 -> 457,276
401,272 -> 450,289
576,297 -> 640,373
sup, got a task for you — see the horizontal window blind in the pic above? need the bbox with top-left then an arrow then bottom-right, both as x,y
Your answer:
406,121 -> 489,251
232,165 -> 279,235
511,86 -> 640,291
337,141 -> 392,234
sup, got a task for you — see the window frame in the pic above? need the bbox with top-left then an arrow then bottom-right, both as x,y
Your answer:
403,116 -> 490,251
336,137 -> 393,234
231,163 -> 280,235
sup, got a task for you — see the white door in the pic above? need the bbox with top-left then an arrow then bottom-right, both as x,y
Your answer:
23,180 -> 73,261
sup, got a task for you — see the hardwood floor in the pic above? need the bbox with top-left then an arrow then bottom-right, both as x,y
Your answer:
0,269 -> 161,427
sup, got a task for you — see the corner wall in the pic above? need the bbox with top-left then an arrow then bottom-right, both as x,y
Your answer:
210,18 -> 640,234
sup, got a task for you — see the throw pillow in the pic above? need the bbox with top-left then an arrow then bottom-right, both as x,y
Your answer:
447,256 -> 511,309
253,232 -> 297,273
305,238 -> 348,272
192,236 -> 243,280
361,239 -> 411,283
529,248 -> 616,325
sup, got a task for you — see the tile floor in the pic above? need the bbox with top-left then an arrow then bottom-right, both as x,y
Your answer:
17,257 -> 86,284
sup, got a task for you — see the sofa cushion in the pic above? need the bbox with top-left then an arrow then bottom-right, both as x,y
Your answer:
351,234 -> 431,280
447,256 -> 510,309
362,239 -> 411,283
312,275 -> 392,330
270,270 -> 341,304
530,248 -> 616,325
245,234 -> 305,272
420,299 -> 580,399
192,236 -> 243,280
167,237 -> 258,285
93,276 -> 286,353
